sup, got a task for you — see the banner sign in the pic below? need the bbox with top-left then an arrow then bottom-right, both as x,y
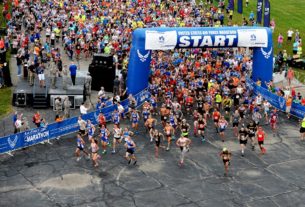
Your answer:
229,0 -> 235,11
263,0 -> 271,27
290,103 -> 305,118
0,89 -> 150,154
145,27 -> 268,50
145,31 -> 177,50
237,0 -> 243,14
257,0 -> 263,24
247,78 -> 286,112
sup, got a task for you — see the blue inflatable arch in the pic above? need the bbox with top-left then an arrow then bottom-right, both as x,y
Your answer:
127,27 -> 273,94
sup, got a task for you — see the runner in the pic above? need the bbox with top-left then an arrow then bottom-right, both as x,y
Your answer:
86,120 -> 95,142
212,108 -> 221,133
100,125 -> 111,154
197,115 -> 207,142
75,133 -> 90,162
263,100 -> 271,124
247,120 -> 257,151
78,116 -> 87,137
124,136 -> 137,165
130,109 -> 140,134
112,124 -> 122,154
193,109 -> 200,136
98,112 -> 106,128
256,126 -> 267,155
219,148 -> 232,176
176,136 -> 192,167
152,129 -> 165,158
160,104 -> 170,127
164,122 -> 174,151
270,109 -> 278,134
91,138 -> 100,167
145,115 -> 157,142
218,116 -> 228,142
112,109 -> 121,128
231,109 -> 241,137
238,125 -> 248,157
142,107 -> 151,125
180,119 -> 190,138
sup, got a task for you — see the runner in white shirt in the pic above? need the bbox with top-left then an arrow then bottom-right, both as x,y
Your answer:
112,124 -> 122,154
176,136 -> 191,167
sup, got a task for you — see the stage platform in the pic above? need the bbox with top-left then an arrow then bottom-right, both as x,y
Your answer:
12,71 -> 88,108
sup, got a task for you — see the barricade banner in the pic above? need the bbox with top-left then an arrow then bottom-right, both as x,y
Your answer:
290,103 -> 305,118
247,78 -> 286,111
0,89 -> 150,154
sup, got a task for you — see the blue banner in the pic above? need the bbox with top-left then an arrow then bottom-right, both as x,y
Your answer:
290,103 -> 305,118
264,0 -> 270,27
247,78 -> 286,111
257,0 -> 263,24
0,89 -> 150,154
229,0 -> 235,11
237,0 -> 243,14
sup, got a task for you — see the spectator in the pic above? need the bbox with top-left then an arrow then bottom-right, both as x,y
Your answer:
63,97 -> 72,118
287,28 -> 294,42
16,53 -> 23,76
36,64 -> 45,88
287,68 -> 294,86
80,102 -> 90,115
69,62 -> 77,86
278,33 -> 283,48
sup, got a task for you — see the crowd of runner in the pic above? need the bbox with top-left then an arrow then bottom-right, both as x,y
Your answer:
2,0 -> 305,176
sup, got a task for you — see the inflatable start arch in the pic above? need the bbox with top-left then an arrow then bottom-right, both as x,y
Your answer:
127,27 -> 273,94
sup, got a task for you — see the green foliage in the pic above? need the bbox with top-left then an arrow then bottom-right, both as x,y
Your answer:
0,87 -> 12,118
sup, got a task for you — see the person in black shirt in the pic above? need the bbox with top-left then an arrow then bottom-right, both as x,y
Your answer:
113,76 -> 120,96
238,125 -> 248,157
28,61 -> 35,86
247,121 -> 257,151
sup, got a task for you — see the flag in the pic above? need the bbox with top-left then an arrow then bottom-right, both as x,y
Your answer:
229,0 -> 235,11
257,0 -> 263,24
237,0 -> 243,14
264,0 -> 270,27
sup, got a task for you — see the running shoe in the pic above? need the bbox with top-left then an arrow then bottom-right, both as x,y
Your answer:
111,150 -> 116,154
128,159 -> 131,165
76,157 -> 81,162
102,150 -> 107,154
133,160 -> 137,165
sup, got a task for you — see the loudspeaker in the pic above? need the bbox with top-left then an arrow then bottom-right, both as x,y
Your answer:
90,64 -> 115,92
16,92 -> 26,106
89,54 -> 115,92
1,62 -> 12,87
92,53 -> 113,66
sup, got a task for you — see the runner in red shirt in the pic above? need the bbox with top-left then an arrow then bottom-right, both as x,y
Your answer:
256,126 -> 267,154
212,108 -> 221,133
98,112 -> 106,128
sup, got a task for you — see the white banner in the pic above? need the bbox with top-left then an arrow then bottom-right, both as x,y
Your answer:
145,31 -> 177,50
237,29 -> 268,48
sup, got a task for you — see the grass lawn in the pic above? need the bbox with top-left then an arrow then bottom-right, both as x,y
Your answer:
0,5 -> 13,119
0,87 -> 12,118
197,0 -> 305,56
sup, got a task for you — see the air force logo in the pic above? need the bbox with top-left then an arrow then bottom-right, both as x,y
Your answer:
8,135 -> 18,149
261,47 -> 273,59
137,50 -> 150,62
158,36 -> 165,43
250,34 -> 256,41
279,97 -> 286,110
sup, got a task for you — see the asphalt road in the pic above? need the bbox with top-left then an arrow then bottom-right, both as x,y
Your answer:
1,113 -> 305,207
